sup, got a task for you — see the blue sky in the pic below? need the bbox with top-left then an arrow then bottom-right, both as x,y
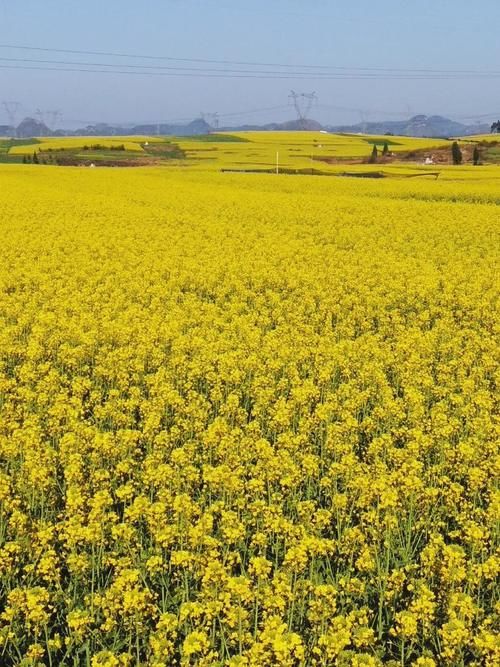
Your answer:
0,0 -> 498,128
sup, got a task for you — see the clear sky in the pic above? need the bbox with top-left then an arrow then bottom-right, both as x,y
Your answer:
0,0 -> 499,128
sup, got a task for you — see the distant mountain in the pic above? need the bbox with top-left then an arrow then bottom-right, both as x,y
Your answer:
326,114 -> 490,138
16,117 -> 51,138
219,118 -> 323,132
5,113 -> 493,139
195,114 -> 489,137
266,119 -> 323,131
73,118 -> 213,137
72,123 -> 121,136
71,117 -> 323,136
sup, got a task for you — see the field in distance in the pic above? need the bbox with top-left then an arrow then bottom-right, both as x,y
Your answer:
2,131 -> 500,174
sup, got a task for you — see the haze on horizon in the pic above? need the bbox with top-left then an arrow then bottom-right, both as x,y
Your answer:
0,0 -> 499,130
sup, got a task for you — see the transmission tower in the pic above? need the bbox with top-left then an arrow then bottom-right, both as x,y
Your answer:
35,109 -> 54,136
200,112 -> 219,130
45,110 -> 62,132
289,91 -> 318,130
2,101 -> 21,130
358,109 -> 368,134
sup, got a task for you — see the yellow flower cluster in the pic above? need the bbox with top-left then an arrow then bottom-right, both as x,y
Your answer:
9,137 -> 147,155
177,130 -> 452,172
0,164 -> 498,665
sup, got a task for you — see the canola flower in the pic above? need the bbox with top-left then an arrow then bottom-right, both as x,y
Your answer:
7,131 -> 490,175
176,131 -> 452,172
0,164 -> 498,665
8,138 -> 147,155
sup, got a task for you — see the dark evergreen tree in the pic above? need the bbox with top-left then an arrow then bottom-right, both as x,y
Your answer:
382,141 -> 389,156
473,145 -> 480,165
32,151 -> 39,164
451,141 -> 462,165
369,144 -> 378,163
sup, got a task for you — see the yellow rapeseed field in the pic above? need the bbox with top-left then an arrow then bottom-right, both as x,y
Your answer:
176,132 -> 451,172
8,138 -> 146,155
0,164 -> 498,666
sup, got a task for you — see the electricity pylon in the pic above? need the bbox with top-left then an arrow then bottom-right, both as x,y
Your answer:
200,112 -> 219,130
45,110 -> 62,131
2,101 -> 21,130
289,91 -> 318,130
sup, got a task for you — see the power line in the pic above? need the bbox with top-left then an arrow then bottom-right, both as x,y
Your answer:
0,104 -> 293,128
2,43 -> 500,77
2,61 -> 500,82
9,105 -> 292,128
218,105 -> 290,118
455,111 -> 500,120
0,63 -> 326,80
68,106 -> 291,126
59,106 -> 499,126
0,55 -> 356,76
0,63 -> 393,80
9,55 -> 476,78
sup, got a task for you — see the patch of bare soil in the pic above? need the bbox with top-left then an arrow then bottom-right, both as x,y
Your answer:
387,144 -> 474,165
315,143 -> 483,167
51,156 -> 164,167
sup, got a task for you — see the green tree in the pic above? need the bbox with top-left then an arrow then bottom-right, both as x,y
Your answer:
473,145 -> 480,166
32,151 -> 39,165
369,144 -> 378,163
382,141 -> 389,156
451,141 -> 462,165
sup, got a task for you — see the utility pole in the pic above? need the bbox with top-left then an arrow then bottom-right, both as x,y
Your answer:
289,91 -> 318,130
